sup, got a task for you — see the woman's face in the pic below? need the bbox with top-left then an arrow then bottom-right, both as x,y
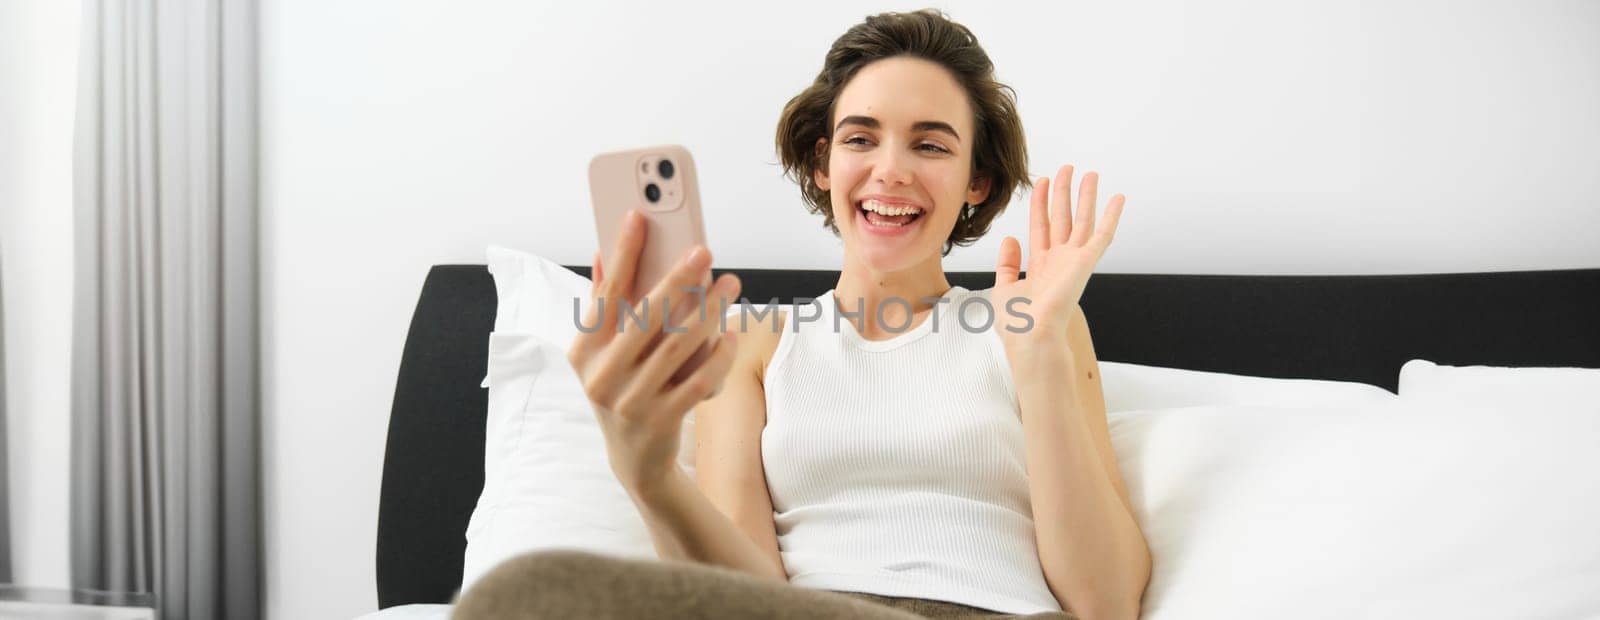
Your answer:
817,56 -> 991,274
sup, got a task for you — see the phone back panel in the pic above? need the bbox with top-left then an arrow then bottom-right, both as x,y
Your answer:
588,145 -> 707,297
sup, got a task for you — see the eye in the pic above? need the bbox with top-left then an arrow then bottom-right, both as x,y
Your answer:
918,143 -> 951,154
842,136 -> 872,146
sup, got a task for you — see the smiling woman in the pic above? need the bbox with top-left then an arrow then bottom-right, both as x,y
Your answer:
457,9 -> 1139,620
775,20 -> 1031,260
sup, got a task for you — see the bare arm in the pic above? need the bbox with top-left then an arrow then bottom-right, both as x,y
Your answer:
1066,304 -> 1133,516
567,212 -> 785,582
1009,306 -> 1150,620
629,310 -> 787,582
986,163 -> 1144,619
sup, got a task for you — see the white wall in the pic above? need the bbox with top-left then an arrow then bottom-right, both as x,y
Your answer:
0,0 -> 81,592
248,0 -> 1594,618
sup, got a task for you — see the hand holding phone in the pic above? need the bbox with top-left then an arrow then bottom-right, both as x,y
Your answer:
573,145 -> 742,494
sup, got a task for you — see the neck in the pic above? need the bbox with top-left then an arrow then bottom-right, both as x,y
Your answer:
833,251 -> 953,340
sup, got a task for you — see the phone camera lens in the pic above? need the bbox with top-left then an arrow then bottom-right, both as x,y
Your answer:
657,159 -> 675,180
644,183 -> 661,203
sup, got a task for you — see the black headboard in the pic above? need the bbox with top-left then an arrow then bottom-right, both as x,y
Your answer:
376,265 -> 1600,608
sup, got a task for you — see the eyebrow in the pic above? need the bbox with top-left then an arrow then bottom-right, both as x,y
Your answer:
835,115 -> 961,141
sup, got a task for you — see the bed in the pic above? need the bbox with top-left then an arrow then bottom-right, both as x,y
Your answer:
373,264 -> 1600,617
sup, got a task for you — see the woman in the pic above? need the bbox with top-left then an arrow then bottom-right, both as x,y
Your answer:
456,9 -> 1148,620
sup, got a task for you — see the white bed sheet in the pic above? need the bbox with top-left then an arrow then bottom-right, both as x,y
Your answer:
353,603 -> 453,620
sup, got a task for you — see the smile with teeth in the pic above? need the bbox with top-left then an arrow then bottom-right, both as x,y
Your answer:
858,198 -> 925,228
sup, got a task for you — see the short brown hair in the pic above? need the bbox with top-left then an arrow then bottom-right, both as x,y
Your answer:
776,9 -> 1031,256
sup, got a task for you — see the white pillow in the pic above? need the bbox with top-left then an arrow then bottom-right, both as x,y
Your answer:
1110,400 -> 1600,619
479,245 -> 594,388
460,332 -> 657,595
463,246 -> 744,596
1399,358 -> 1600,408
352,604 -> 454,620
1099,360 -> 1395,414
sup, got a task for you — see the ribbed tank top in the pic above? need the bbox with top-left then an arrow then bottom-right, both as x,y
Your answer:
760,285 -> 1063,615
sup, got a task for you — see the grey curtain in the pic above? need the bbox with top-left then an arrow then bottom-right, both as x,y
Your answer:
70,1 -> 260,619
1,250 -> 11,584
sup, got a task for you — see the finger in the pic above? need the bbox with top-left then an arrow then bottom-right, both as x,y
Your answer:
605,209 -> 647,302
626,273 -> 740,402
587,210 -> 647,351
1050,165 -> 1074,246
1028,175 -> 1050,263
654,273 -> 740,384
1097,193 -> 1126,248
578,339 -> 635,407
1073,171 -> 1098,246
669,314 -> 723,386
995,236 -> 1022,287
641,264 -> 718,355
574,250 -> 610,354
658,327 -> 740,418
610,244 -> 713,363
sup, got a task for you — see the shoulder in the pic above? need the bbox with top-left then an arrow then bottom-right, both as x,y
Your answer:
721,305 -> 786,386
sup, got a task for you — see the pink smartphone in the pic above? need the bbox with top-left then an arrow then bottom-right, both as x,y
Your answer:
589,145 -> 719,383
588,144 -> 709,298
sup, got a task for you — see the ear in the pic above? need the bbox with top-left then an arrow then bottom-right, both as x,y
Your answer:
813,137 -> 831,191
966,173 -> 992,206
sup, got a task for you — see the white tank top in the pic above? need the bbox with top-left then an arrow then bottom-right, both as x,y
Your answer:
760,285 -> 1063,615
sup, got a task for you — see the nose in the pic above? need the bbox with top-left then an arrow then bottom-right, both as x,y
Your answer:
870,142 -> 914,187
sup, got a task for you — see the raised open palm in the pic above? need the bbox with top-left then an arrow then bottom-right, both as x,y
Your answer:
992,164 -> 1125,354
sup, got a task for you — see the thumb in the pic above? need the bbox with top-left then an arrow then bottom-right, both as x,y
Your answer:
995,236 -> 1022,288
